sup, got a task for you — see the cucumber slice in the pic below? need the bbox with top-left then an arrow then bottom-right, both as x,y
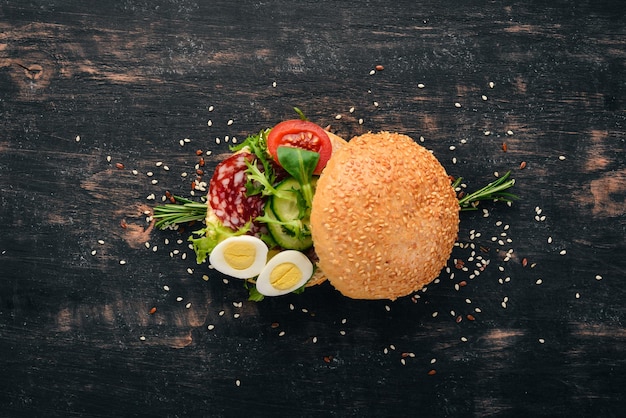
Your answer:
263,205 -> 313,251
271,177 -> 317,223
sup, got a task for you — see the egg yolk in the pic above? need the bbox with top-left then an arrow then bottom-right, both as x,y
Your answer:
269,263 -> 302,290
223,242 -> 256,270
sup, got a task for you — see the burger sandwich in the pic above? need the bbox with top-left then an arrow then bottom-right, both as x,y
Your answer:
153,112 -> 516,301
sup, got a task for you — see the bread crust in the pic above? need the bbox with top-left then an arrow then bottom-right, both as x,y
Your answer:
305,130 -> 347,287
310,132 -> 459,300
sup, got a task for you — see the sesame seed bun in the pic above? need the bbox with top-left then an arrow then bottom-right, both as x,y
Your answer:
310,132 -> 460,300
306,129 -> 347,287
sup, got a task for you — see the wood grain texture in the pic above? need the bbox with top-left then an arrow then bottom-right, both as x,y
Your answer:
1,1 -> 624,417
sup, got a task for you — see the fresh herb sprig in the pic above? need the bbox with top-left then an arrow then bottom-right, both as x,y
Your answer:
152,196 -> 208,229
453,171 -> 518,211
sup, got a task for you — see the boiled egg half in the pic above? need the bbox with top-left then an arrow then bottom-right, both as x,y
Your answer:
256,250 -> 313,296
209,236 -> 268,279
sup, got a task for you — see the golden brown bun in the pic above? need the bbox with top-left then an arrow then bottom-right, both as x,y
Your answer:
310,132 -> 460,300
325,130 -> 347,152
306,130 -> 347,287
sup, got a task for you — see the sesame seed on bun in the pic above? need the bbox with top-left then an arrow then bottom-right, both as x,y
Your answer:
310,131 -> 460,300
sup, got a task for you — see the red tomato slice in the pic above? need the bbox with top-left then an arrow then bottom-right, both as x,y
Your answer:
267,120 -> 332,175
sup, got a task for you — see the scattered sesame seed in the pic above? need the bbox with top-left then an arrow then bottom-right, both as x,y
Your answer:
575,293 -> 580,299
278,331 -> 286,337
506,130 -> 514,136
90,250 -> 96,256
369,69 -> 376,75
489,81 -> 495,88
454,102 -> 462,108
139,336 -> 146,341
536,279 -> 543,285
417,83 -> 425,89
595,275 -> 603,281
75,135 -> 81,142
461,336 -> 468,342
559,250 -> 567,256
119,260 -> 126,265
98,240 -> 105,245
272,81 -> 277,87
208,105 -> 214,112
335,114 -> 342,120
187,268 -> 194,274
235,380 -> 241,387
481,95 -> 488,101
207,120 -> 213,127
539,338 -> 545,344
207,324 -> 215,330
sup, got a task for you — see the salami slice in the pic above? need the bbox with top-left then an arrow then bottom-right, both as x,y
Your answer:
208,151 -> 264,231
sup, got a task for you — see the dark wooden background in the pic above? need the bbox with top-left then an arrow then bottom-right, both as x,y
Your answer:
1,1 -> 624,416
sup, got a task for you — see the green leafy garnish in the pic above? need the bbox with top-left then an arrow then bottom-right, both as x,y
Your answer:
231,129 -> 279,197
276,146 -> 319,211
245,282 -> 265,302
293,107 -> 308,121
243,160 -> 291,200
453,171 -> 518,211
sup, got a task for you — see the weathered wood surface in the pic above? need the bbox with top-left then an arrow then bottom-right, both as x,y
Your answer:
1,1 -> 624,416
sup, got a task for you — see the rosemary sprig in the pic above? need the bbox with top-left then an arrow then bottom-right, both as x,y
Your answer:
152,196 -> 208,229
453,171 -> 518,211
